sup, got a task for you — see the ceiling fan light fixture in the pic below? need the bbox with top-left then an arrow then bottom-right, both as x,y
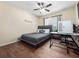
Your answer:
40,8 -> 45,12
33,2 -> 52,14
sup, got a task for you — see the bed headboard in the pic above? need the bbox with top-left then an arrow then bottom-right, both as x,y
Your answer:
38,25 -> 52,32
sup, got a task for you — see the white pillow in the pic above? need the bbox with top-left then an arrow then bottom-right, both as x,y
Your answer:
43,29 -> 50,33
38,29 -> 45,33
37,29 -> 41,32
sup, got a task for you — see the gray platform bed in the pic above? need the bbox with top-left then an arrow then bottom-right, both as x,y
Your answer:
20,25 -> 52,46
21,33 -> 50,46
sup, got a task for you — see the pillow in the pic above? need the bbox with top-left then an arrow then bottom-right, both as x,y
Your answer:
38,29 -> 45,33
43,29 -> 50,33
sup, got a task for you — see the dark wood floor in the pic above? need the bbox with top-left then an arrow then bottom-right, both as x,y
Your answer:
0,39 -> 79,58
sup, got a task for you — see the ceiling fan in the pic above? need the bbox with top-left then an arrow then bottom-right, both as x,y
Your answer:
33,2 -> 52,13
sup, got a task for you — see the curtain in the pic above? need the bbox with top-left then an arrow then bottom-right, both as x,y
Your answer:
44,15 -> 61,32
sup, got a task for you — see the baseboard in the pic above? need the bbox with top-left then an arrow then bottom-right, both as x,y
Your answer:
0,40 -> 19,47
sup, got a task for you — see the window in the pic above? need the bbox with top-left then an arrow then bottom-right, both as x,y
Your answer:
44,15 -> 61,32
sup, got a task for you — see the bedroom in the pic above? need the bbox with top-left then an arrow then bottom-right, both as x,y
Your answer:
0,0 -> 79,58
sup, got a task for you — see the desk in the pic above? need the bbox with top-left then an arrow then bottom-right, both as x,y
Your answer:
50,32 -> 79,53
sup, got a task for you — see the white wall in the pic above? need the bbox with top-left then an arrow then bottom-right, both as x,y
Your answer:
37,17 -> 44,26
52,6 -> 76,23
39,6 -> 76,25
0,3 -> 38,46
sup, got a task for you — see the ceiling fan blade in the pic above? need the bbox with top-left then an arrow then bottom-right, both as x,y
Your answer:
45,9 -> 50,12
33,8 -> 40,10
37,2 -> 41,6
45,4 -> 52,7
41,2 -> 44,6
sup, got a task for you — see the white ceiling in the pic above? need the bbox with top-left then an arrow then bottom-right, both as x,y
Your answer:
3,1 -> 77,16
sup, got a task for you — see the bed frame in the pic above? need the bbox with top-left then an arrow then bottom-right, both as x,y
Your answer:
20,25 -> 52,47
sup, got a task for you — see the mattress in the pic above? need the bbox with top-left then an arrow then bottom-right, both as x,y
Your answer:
21,33 -> 50,46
